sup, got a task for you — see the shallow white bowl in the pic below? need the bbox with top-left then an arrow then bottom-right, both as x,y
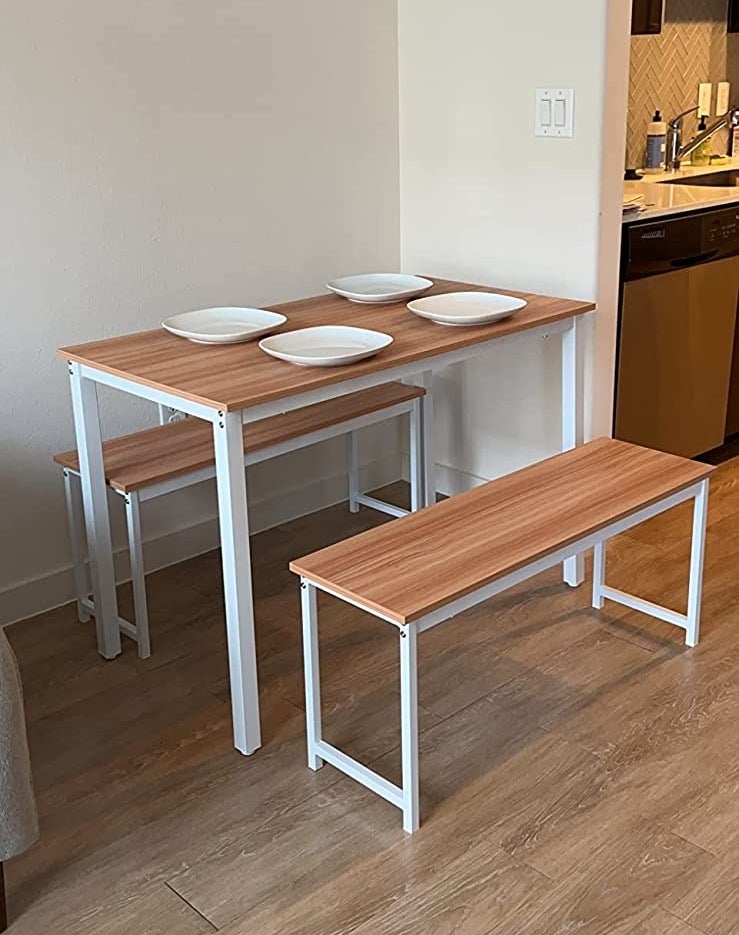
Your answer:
259,326 -> 393,367
407,292 -> 527,327
162,307 -> 287,344
327,273 -> 433,304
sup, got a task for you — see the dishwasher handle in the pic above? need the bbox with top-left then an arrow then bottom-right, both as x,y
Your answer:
670,249 -> 720,269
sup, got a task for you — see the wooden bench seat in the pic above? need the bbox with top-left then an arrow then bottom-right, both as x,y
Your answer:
55,381 -> 426,659
290,438 -> 714,832
54,382 -> 425,493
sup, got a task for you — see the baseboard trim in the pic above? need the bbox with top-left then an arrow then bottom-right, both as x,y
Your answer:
1,454 -> 402,628
400,453 -> 488,498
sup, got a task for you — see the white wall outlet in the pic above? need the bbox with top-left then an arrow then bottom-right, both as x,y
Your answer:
535,88 -> 575,138
717,82 -> 730,116
698,82 -> 713,118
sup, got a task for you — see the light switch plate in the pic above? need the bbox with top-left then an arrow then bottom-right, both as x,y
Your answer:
698,82 -> 712,118
535,88 -> 575,138
717,82 -> 730,116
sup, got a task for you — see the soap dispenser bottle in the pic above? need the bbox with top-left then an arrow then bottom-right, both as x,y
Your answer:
644,110 -> 667,172
691,115 -> 712,166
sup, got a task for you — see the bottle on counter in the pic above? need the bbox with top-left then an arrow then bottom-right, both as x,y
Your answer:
691,116 -> 712,166
644,110 -> 667,173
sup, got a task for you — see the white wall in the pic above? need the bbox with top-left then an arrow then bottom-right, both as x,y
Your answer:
0,0 -> 400,623
398,0 -> 616,490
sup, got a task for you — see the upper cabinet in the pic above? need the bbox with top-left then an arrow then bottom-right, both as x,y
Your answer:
632,0 -> 663,35
730,0 -> 739,33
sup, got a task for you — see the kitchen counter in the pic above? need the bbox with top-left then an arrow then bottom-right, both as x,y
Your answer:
624,159 -> 739,224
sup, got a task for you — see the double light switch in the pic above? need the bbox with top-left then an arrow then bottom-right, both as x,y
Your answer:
535,88 -> 575,138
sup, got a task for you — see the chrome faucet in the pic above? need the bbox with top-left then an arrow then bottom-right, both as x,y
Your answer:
666,105 -> 739,170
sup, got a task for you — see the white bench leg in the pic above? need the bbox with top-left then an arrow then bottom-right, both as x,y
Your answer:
592,540 -> 606,610
125,491 -> 151,659
399,623 -> 420,833
300,580 -> 324,770
592,480 -> 709,648
686,479 -> 709,648
299,577 -> 420,831
346,432 -> 360,513
62,470 -> 91,623
409,396 -> 424,512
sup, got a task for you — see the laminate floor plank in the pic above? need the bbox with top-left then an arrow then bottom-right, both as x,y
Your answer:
508,823 -> 712,935
630,908 -> 705,935
333,842 -> 551,935
664,847 -> 739,935
4,461 -> 738,935
5,880 -> 216,935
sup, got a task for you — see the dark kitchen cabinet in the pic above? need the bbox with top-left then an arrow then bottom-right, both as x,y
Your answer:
730,0 -> 739,33
632,0 -> 663,34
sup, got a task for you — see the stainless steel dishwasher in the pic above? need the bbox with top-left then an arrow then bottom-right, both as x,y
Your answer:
615,206 -> 739,457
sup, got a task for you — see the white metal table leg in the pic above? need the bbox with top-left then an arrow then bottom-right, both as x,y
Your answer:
592,540 -> 606,610
125,491 -> 151,659
409,396 -> 424,512
346,432 -> 360,513
68,364 -> 121,659
62,470 -> 91,623
420,371 -> 436,508
399,623 -> 420,833
686,479 -> 709,648
561,319 -> 585,587
300,580 -> 324,770
213,410 -> 261,755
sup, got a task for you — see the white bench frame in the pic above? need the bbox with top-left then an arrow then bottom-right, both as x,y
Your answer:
298,477 -> 710,833
62,393 -> 425,659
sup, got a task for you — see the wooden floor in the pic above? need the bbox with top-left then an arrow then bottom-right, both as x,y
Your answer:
5,459 -> 739,935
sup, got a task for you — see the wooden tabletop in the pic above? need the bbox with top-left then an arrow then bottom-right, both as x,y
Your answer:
58,278 -> 594,412
290,438 -> 714,625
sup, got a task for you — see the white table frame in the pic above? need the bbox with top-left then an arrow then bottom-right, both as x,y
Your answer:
66,314 -> 584,755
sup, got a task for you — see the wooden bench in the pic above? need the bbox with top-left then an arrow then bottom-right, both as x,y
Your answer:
54,382 -> 426,658
290,438 -> 714,833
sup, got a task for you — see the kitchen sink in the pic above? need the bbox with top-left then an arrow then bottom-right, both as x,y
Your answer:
660,169 -> 739,187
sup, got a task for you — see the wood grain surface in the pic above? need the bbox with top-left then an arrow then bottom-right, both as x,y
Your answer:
291,438 -> 714,624
52,381 -> 423,493
58,279 -> 594,411
4,452 -> 739,935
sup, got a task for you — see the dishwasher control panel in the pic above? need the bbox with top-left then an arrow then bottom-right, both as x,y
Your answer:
705,211 -> 739,245
625,205 -> 739,281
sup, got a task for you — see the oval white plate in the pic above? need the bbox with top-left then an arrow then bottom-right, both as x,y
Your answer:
407,292 -> 527,327
259,326 -> 393,367
326,273 -> 433,304
162,307 -> 287,344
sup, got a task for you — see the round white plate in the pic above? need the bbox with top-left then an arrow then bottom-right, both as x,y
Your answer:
259,326 -> 393,367
407,292 -> 527,327
326,273 -> 433,304
162,307 -> 287,344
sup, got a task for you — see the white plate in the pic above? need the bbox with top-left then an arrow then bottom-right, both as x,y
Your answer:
407,292 -> 527,327
326,273 -> 433,304
162,307 -> 287,344
259,326 -> 393,367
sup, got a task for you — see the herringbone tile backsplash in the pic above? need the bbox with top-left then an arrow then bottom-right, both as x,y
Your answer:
627,0 -> 730,168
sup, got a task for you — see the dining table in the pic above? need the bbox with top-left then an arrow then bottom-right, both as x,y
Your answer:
58,277 -> 595,755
